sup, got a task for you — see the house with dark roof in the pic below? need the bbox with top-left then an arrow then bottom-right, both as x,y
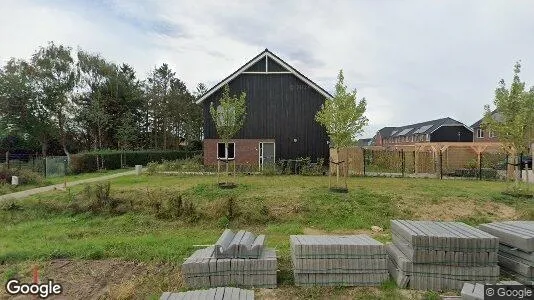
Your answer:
471,110 -> 500,142
374,117 -> 473,146
357,138 -> 374,147
197,49 -> 332,169
374,127 -> 396,146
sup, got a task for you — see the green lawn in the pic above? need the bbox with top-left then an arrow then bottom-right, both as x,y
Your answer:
0,174 -> 532,299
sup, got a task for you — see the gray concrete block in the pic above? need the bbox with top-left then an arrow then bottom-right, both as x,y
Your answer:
289,234 -> 384,259
499,244 -> 534,263
392,220 -> 498,253
161,288 -> 255,300
214,229 -> 266,259
498,253 -> 534,278
479,221 -> 534,252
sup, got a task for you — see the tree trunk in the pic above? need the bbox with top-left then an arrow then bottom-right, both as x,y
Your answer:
225,142 -> 229,179
163,118 -> 167,150
41,140 -> 48,157
336,148 -> 340,185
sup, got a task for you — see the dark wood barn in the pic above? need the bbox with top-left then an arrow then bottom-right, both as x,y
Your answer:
197,49 -> 332,169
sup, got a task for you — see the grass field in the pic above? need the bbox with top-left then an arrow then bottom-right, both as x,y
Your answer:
0,174 -> 532,299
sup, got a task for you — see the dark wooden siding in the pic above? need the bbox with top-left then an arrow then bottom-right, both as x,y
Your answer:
267,58 -> 289,72
244,57 -> 266,72
203,73 -> 329,162
430,125 -> 473,142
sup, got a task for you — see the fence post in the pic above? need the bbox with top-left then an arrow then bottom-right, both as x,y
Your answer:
6,151 -> 9,169
401,149 -> 405,177
43,157 -> 47,178
413,150 -> 416,174
362,148 -> 366,176
439,149 -> 443,179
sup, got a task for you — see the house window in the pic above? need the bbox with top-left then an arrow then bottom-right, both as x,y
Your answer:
217,142 -> 235,159
425,134 -> 430,141
477,129 -> 484,138
489,130 -> 495,138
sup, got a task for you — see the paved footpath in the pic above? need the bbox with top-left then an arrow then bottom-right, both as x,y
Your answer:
0,170 -> 136,202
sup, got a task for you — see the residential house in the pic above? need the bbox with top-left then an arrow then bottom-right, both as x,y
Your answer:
197,49 -> 332,169
374,117 -> 473,146
471,110 -> 500,142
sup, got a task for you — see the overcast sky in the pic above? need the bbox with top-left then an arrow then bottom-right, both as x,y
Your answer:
2,0 -> 534,137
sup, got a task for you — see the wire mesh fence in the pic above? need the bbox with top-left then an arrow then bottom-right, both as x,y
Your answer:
1,152 -> 67,178
332,143 -> 524,181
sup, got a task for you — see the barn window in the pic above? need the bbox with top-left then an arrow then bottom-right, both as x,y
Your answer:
477,129 -> 484,138
489,130 -> 495,138
217,142 -> 235,159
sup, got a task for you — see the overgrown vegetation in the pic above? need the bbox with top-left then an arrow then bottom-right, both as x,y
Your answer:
146,155 -> 204,174
0,174 -> 531,298
70,150 -> 202,174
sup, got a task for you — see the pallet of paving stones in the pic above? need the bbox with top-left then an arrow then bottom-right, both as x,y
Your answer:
160,287 -> 254,300
479,221 -> 534,252
290,235 -> 389,286
214,229 -> 265,259
388,220 -> 500,291
391,220 -> 499,266
479,221 -> 534,285
386,243 -> 499,290
183,246 -> 277,289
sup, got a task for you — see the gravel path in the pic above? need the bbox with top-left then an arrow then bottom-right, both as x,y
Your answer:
0,170 -> 136,202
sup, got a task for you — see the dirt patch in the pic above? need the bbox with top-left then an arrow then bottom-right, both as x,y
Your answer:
0,259 -> 182,300
397,197 -> 520,221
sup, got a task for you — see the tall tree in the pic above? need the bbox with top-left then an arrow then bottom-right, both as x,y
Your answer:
0,58 -> 55,155
76,50 -> 115,154
146,64 -> 175,149
483,61 -> 534,181
31,42 -> 77,160
315,70 -> 368,189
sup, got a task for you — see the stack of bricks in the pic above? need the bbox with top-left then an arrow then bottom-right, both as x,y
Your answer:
479,221 -> 534,285
182,230 -> 277,289
387,220 -> 500,291
290,235 -> 389,286
160,287 -> 254,300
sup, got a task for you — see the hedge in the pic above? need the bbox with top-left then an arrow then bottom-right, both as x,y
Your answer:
70,150 -> 202,174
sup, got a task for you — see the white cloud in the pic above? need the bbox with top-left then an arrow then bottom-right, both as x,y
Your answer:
2,0 -> 534,137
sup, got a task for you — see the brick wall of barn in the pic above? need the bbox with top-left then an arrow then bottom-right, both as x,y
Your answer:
203,139 -> 275,167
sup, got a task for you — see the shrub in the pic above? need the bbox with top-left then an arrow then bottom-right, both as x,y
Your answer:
0,167 -> 14,184
300,157 -> 326,176
226,197 -> 239,221
70,150 -> 202,174
15,169 -> 44,185
68,182 -> 123,214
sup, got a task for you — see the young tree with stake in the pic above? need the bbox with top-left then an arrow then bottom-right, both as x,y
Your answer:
483,61 -> 534,186
210,85 -> 246,186
316,70 -> 368,191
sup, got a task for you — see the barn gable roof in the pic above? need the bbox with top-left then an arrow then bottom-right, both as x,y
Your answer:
196,49 -> 333,104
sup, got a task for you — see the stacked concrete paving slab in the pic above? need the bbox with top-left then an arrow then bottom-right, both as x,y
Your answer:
214,229 -> 265,259
182,230 -> 277,289
290,235 -> 389,286
479,221 -> 534,285
160,287 -> 254,300
387,220 -> 500,291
